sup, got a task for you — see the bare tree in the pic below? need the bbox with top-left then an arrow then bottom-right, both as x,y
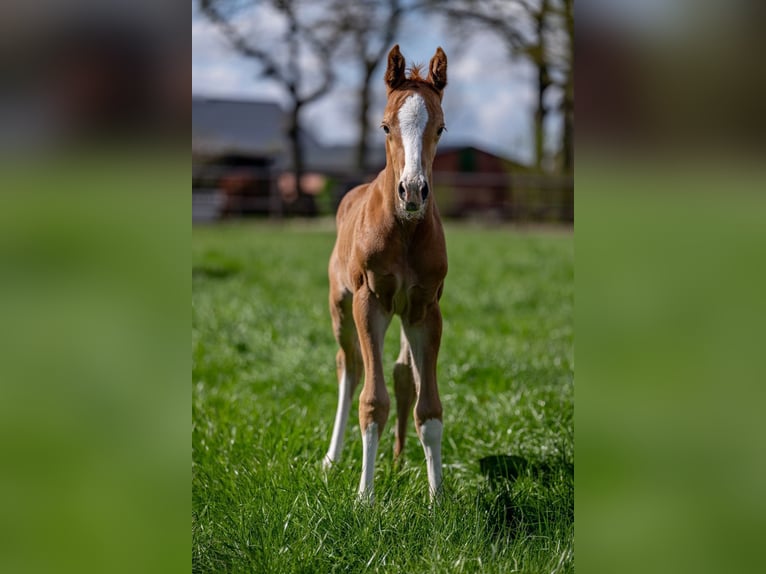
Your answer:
530,0 -> 573,217
560,0 -> 573,175
327,0 -> 404,172
200,0 -> 340,214
432,0 -> 573,174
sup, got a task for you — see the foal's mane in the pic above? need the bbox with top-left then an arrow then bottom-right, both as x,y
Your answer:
391,63 -> 441,95
408,63 -> 425,80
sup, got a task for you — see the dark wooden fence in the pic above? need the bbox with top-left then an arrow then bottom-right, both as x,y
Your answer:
192,163 -> 573,223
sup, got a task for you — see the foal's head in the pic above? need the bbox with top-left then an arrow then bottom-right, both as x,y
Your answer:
381,45 -> 447,220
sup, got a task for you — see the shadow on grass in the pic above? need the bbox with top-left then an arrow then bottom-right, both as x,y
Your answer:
192,264 -> 241,280
480,454 -> 574,484
478,454 -> 574,540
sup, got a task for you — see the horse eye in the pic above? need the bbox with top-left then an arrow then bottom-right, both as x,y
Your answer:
382,125 -> 390,134
437,126 -> 446,137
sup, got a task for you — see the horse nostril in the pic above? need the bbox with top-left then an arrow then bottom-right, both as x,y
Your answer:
398,182 -> 406,199
421,182 -> 430,200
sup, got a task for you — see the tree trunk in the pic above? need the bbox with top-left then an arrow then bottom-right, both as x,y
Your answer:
355,69 -> 374,174
560,0 -> 574,222
559,74 -> 574,222
534,64 -> 548,172
287,101 -> 317,216
562,81 -> 573,173
534,3 -> 550,173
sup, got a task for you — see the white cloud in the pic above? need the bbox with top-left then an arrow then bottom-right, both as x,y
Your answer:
192,12 -> 285,101
192,16 -> 230,63
303,90 -> 359,144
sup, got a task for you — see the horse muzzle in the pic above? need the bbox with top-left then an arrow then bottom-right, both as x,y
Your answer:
398,179 -> 429,212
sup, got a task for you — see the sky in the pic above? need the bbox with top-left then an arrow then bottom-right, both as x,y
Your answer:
192,3 -> 562,165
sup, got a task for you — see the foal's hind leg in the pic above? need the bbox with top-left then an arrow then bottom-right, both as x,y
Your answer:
393,325 -> 416,460
323,289 -> 362,469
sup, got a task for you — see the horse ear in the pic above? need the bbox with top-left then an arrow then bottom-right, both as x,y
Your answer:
385,44 -> 406,90
428,47 -> 448,92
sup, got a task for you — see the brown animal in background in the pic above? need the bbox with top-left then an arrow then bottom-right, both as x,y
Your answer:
323,45 -> 449,502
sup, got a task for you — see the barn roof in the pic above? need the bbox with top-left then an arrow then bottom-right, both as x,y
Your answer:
192,97 -> 286,159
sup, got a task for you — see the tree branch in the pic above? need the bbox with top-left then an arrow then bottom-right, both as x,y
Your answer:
439,6 -> 528,51
200,1 -> 290,86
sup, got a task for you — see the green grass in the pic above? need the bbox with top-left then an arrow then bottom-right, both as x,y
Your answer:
192,222 -> 573,573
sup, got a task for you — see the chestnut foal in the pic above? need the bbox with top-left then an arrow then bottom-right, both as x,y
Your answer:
323,45 -> 449,502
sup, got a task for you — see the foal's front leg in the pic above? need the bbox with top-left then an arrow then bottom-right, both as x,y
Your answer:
353,287 -> 391,501
403,302 -> 444,501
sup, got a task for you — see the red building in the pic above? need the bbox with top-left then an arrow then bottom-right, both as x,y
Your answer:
432,146 -> 523,220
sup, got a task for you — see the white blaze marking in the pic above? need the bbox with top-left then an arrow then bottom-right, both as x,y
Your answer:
397,94 -> 428,184
358,422 -> 379,501
419,419 -> 443,501
323,372 -> 352,469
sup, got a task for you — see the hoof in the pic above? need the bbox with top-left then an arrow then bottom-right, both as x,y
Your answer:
356,489 -> 375,506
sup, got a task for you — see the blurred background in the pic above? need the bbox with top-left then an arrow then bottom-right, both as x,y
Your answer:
576,3 -> 766,574
0,0 -> 764,572
0,2 -> 187,153
0,3 -> 189,574
192,0 -> 574,223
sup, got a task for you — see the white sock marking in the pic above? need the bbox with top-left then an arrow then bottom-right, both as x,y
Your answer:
324,372 -> 352,469
358,422 -> 379,501
419,419 -> 443,500
397,94 -> 428,188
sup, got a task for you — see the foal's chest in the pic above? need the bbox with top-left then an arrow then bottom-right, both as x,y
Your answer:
365,249 -> 446,323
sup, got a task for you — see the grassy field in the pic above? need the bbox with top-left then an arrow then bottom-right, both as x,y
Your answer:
192,222 -> 573,573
